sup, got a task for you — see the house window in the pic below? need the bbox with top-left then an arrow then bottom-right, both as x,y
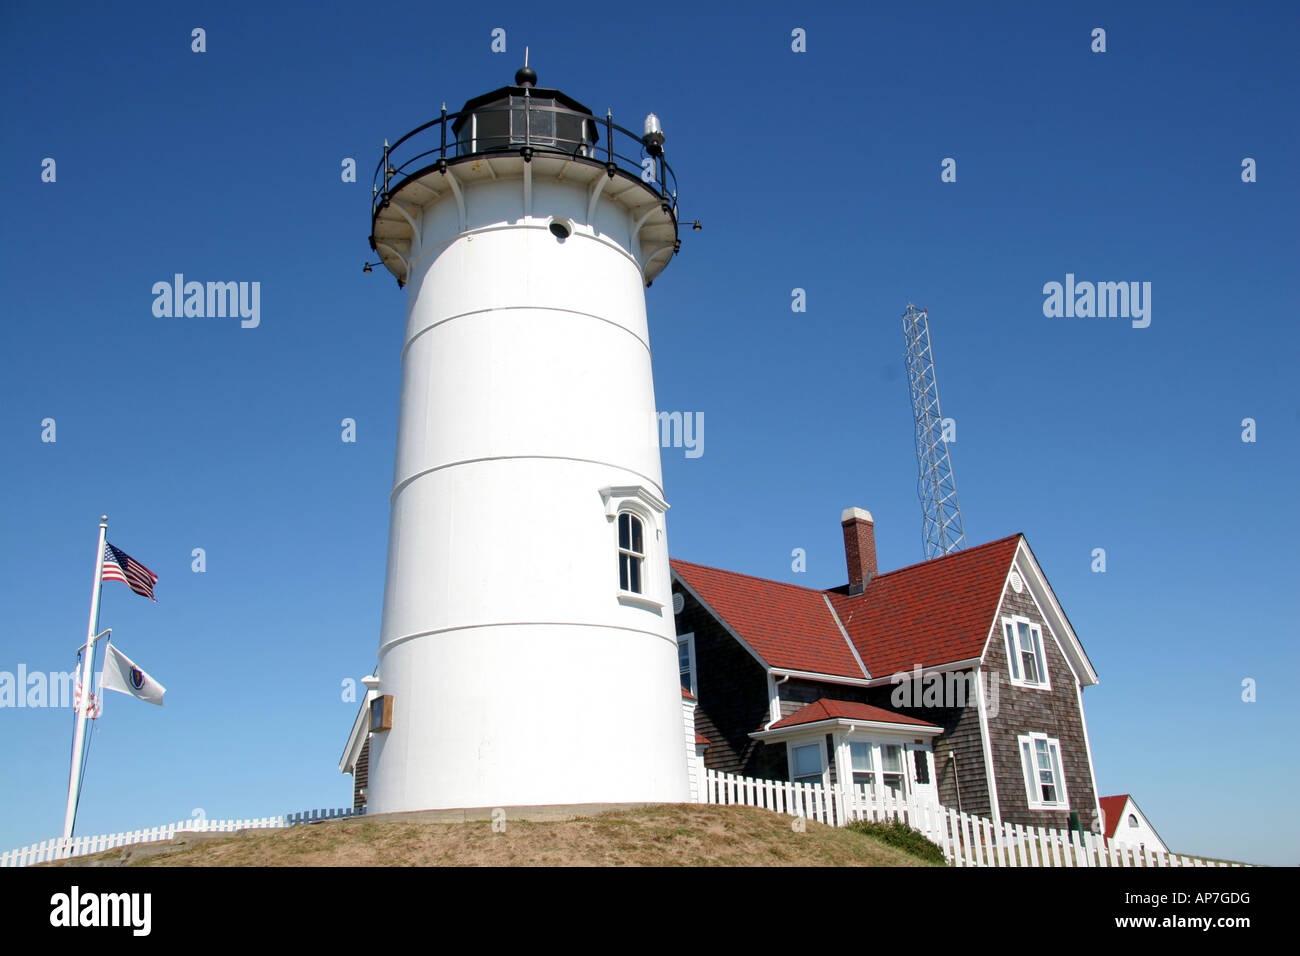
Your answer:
1018,733 -> 1068,810
1003,616 -> 1050,689
1128,813 -> 1139,828
677,632 -> 696,696
618,512 -> 644,593
849,742 -> 874,789
880,744 -> 906,796
790,743 -> 824,786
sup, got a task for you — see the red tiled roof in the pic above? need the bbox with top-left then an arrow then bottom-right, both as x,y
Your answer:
671,534 -> 1021,679
768,698 -> 941,731
672,559 -> 864,676
681,688 -> 695,700
1099,794 -> 1130,838
695,733 -> 710,747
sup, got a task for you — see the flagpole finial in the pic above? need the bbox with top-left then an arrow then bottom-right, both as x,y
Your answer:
100,515 -> 108,523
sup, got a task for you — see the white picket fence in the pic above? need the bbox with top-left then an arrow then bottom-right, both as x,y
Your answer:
700,769 -> 1243,868
0,807 -> 362,868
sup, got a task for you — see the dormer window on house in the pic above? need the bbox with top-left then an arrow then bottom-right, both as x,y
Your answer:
1003,615 -> 1050,689
618,512 -> 644,593
1018,733 -> 1068,810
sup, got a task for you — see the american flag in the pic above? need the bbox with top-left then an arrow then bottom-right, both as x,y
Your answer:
102,542 -> 158,602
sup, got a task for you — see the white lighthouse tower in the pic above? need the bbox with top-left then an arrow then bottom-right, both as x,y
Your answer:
360,64 -> 689,813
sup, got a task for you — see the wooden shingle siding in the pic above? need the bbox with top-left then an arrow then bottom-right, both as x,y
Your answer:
984,576 -> 1099,831
674,586 -> 773,777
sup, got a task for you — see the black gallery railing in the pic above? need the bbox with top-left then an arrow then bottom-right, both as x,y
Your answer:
370,99 -> 679,226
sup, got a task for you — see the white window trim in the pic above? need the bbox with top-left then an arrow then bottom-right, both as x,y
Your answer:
601,486 -> 668,611
678,631 -> 697,698
1017,732 -> 1070,811
787,737 -> 830,788
1003,614 -> 1051,690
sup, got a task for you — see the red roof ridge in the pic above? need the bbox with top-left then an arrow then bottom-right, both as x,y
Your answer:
673,533 -> 1024,598
843,533 -> 1024,589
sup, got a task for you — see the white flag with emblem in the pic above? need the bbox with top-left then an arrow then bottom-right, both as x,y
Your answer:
100,643 -> 166,706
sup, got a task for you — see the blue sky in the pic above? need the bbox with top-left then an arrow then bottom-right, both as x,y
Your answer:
1,1 -> 1296,865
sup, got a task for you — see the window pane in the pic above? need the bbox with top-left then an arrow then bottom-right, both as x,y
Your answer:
1022,648 -> 1039,683
619,554 -> 629,591
618,513 -> 630,549
850,742 -> 873,772
882,745 -> 902,773
628,557 -> 641,593
630,516 -> 643,554
678,641 -> 691,671
1005,623 -> 1020,680
852,771 -> 874,788
1018,622 -> 1039,682
1032,627 -> 1047,680
792,744 -> 821,778
1048,744 -> 1064,799
882,773 -> 904,795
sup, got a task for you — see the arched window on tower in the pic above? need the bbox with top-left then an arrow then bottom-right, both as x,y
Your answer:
618,512 -> 644,594
1128,813 -> 1139,828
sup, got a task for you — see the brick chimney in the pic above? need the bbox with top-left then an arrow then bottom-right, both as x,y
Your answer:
841,507 -> 877,595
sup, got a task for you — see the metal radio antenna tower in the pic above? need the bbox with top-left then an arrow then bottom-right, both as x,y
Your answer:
902,303 -> 967,560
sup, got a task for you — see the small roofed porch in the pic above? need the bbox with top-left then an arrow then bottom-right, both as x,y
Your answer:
750,699 -> 943,808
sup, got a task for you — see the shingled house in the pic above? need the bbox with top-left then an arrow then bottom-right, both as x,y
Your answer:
671,508 -> 1103,832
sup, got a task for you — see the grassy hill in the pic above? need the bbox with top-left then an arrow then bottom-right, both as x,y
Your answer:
46,804 -> 942,867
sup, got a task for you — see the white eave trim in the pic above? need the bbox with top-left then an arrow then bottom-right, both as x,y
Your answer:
767,658 -> 983,690
339,690 -> 377,774
768,667 -> 876,687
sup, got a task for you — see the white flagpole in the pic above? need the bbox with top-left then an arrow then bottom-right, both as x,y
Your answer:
62,514 -> 108,842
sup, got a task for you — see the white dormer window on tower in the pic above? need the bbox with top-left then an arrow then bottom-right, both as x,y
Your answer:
618,512 -> 644,593
600,485 -> 669,611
